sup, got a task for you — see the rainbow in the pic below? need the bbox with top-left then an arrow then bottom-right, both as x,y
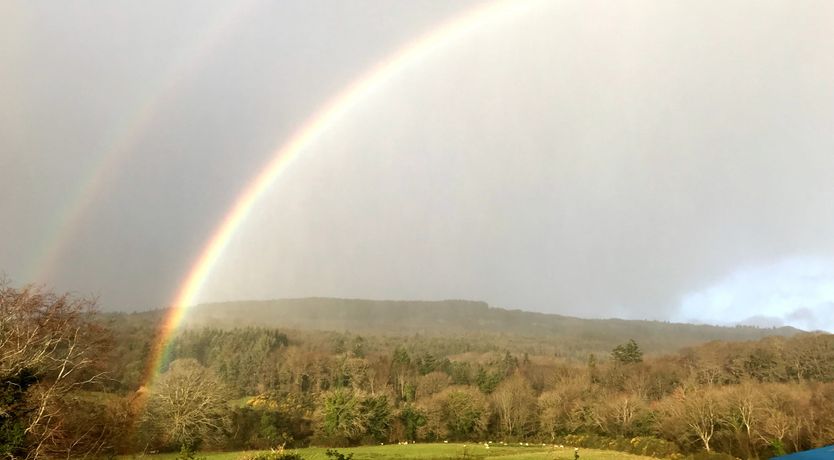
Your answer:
142,0 -> 542,386
22,1 -> 258,286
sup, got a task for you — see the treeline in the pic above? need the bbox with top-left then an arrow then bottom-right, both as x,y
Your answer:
4,284 -> 833,459
120,324 -> 833,459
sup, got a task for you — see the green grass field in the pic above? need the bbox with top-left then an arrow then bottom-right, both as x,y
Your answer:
123,443 -> 656,460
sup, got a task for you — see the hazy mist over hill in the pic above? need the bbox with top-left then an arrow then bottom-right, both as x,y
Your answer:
180,297 -> 804,354
3,1 -> 834,331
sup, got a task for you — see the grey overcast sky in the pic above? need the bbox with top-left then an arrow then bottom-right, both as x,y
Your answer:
2,1 -> 834,331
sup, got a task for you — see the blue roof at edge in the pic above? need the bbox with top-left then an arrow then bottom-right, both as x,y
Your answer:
774,445 -> 834,459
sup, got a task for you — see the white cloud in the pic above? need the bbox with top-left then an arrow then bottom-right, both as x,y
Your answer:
676,257 -> 834,332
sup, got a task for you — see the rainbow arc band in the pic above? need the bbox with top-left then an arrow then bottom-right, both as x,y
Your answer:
142,0 -> 542,388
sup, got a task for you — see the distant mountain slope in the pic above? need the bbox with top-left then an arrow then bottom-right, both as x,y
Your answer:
182,298 -> 802,355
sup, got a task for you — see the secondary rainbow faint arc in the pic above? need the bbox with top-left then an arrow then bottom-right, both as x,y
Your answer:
22,1 -> 258,286
143,0 -> 541,386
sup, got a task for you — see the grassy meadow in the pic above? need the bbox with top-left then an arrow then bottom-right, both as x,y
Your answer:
123,443 -> 656,460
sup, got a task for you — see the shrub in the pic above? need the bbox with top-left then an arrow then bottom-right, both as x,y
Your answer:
552,434 -> 680,458
685,452 -> 736,460
239,451 -> 303,460
325,449 -> 354,460
176,444 -> 205,460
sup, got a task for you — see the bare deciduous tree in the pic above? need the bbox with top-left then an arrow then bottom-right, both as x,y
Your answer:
492,374 -> 537,438
143,358 -> 231,450
0,280 -> 109,459
660,386 -> 723,452
720,382 -> 764,457
416,371 -> 450,400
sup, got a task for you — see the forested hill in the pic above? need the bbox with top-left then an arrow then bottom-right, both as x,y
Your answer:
180,298 -> 801,354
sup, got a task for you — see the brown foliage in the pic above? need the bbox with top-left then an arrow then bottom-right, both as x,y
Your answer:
143,359 -> 232,449
492,373 -> 537,438
0,280 -> 110,458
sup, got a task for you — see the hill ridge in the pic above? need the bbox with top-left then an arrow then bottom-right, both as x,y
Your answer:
182,297 -> 801,355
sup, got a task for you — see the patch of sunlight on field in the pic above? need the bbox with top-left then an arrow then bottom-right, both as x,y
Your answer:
120,443 -> 657,460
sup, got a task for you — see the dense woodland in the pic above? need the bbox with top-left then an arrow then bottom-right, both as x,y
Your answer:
2,283 -> 834,459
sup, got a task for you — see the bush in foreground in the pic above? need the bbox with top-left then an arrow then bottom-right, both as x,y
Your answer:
239,451 -> 304,460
